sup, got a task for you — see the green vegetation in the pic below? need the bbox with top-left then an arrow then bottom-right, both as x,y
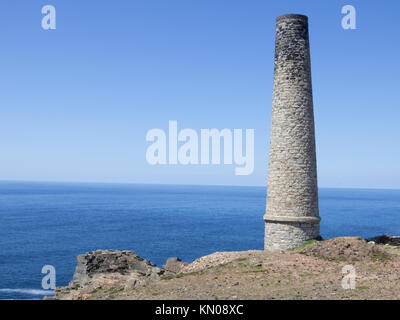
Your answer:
109,287 -> 124,294
90,287 -> 101,294
356,286 -> 369,290
242,265 -> 269,274
160,272 -> 195,280
291,239 -> 317,250
160,274 -> 175,280
253,265 -> 269,273
298,273 -> 311,278
372,250 -> 391,262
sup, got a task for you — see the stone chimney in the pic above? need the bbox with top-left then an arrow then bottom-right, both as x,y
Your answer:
264,14 -> 321,250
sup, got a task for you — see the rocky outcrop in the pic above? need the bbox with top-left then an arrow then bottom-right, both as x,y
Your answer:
366,234 -> 400,246
50,250 -> 164,300
70,250 -> 162,287
162,257 -> 188,275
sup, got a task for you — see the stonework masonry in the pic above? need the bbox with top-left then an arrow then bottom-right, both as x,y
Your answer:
264,14 -> 321,250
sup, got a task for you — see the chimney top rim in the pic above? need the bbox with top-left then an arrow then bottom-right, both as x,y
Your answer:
276,14 -> 308,21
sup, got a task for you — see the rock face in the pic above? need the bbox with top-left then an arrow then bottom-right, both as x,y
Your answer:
264,14 -> 320,250
162,257 -> 188,274
70,250 -> 162,287
367,234 -> 400,246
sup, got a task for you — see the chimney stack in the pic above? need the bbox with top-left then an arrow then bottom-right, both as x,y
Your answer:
264,14 -> 321,250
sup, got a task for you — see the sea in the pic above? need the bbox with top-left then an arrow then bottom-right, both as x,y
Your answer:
0,181 -> 399,300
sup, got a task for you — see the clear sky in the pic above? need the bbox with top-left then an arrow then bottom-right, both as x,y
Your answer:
0,0 -> 399,188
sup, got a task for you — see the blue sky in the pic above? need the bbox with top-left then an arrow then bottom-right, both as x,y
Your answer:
0,0 -> 399,188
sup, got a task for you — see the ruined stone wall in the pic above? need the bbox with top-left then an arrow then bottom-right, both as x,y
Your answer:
264,14 -> 320,250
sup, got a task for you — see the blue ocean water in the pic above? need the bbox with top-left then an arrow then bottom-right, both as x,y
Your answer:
0,181 -> 399,300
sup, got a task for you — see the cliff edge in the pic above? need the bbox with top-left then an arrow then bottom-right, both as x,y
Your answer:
51,236 -> 400,300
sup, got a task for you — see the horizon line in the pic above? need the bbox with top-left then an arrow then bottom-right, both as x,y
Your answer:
0,179 -> 399,191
